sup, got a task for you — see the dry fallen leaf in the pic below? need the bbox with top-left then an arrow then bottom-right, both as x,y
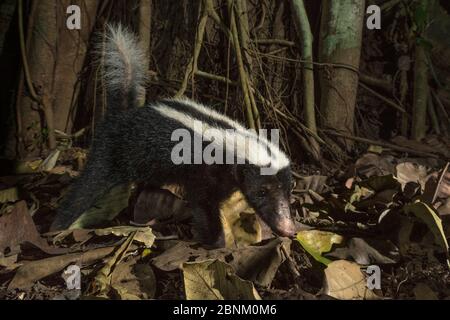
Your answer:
110,259 -> 156,300
323,260 -> 380,300
295,175 -> 329,193
39,149 -> 61,172
152,238 -> 291,287
354,153 -> 395,178
91,232 -> 136,297
403,201 -> 450,268
326,238 -> 400,265
182,259 -> 261,300
0,201 -> 65,256
220,190 -> 260,247
396,162 -> 428,191
95,226 -> 155,248
438,198 -> 450,216
8,246 -> 116,290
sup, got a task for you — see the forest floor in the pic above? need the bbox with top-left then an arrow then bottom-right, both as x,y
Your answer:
0,137 -> 450,300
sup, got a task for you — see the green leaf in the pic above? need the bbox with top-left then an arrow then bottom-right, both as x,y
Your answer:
349,185 -> 374,204
0,187 -> 19,204
70,184 -> 132,229
95,226 -> 155,248
414,2 -> 427,30
296,230 -> 343,265
403,201 -> 450,268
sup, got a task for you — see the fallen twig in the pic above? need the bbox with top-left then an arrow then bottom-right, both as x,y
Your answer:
322,130 -> 439,159
359,82 -> 407,114
195,70 -> 237,86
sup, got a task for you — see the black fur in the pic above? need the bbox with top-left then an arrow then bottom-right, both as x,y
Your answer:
51,26 -> 295,247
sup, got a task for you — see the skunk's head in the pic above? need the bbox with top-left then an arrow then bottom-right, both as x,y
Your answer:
236,165 -> 295,237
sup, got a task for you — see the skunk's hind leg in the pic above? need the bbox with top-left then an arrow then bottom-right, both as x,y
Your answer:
51,160 -> 121,231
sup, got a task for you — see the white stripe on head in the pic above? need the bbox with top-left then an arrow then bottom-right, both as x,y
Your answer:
153,102 -> 290,171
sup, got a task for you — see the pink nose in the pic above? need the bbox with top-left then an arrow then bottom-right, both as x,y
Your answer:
275,218 -> 296,237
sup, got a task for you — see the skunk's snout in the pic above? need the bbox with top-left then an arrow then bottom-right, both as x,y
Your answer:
275,219 -> 296,237
269,201 -> 296,237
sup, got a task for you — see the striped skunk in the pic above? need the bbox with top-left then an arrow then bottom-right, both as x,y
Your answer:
51,25 -> 295,247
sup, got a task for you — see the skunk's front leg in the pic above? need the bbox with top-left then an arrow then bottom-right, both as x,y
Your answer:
51,157 -> 121,231
185,183 -> 226,248
191,203 -> 225,248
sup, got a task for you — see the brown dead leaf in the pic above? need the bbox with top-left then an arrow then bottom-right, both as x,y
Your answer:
0,254 -> 20,271
47,166 -> 78,177
228,238 -> 291,287
326,238 -> 400,265
182,260 -> 261,300
151,241 -> 208,272
396,162 -> 428,191
152,238 -> 291,287
95,226 -> 155,248
295,175 -> 328,193
8,246 -> 115,290
323,260 -> 380,300
438,198 -> 450,216
426,170 -> 450,201
51,229 -> 94,247
220,191 -> 260,247
0,201 -> 65,256
110,259 -> 156,300
91,232 -> 136,297
354,153 -> 396,178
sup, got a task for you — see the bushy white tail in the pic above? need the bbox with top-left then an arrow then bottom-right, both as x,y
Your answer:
98,24 -> 146,113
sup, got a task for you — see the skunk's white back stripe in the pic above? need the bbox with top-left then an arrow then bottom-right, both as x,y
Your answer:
170,97 -> 245,131
165,97 -> 290,169
153,103 -> 289,170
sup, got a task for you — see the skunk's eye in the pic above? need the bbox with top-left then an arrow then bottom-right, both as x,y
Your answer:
257,188 -> 268,197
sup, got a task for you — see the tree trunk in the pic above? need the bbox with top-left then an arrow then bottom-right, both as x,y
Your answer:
52,0 -> 98,133
290,0 -> 320,159
411,0 -> 433,141
17,0 -> 57,157
318,0 -> 365,149
411,44 -> 428,140
17,0 -> 98,157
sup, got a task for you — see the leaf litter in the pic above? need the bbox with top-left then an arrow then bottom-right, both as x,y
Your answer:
0,148 -> 450,300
